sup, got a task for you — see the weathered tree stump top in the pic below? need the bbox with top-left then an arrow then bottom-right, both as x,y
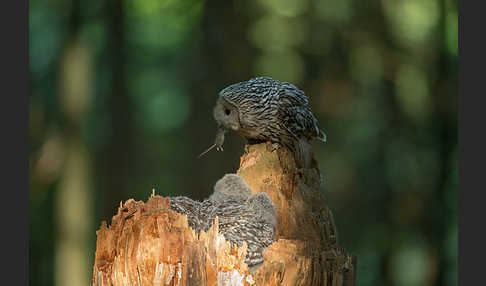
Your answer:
92,143 -> 356,286
238,143 -> 337,247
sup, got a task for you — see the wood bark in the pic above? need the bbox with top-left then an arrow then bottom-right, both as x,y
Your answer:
92,143 -> 356,285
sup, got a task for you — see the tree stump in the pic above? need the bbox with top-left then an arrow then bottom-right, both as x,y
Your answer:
92,143 -> 356,285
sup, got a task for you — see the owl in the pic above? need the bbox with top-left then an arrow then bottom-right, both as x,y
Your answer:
199,77 -> 326,168
170,174 -> 277,271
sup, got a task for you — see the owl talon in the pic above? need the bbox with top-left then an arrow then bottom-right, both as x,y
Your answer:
266,142 -> 281,152
271,143 -> 280,152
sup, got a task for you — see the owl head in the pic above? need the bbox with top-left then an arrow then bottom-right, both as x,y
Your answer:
213,97 -> 240,132
210,173 -> 252,202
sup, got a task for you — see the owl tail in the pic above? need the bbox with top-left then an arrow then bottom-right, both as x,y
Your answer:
295,139 -> 314,168
316,128 -> 327,143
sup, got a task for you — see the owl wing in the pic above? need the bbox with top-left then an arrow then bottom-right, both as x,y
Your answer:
277,84 -> 325,141
278,103 -> 321,140
279,82 -> 309,106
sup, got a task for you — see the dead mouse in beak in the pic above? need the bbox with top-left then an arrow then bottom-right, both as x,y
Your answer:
197,127 -> 227,158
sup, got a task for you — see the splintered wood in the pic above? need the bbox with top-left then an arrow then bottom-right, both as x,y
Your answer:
92,142 -> 356,286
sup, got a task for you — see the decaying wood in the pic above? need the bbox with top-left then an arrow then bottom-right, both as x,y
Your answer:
92,142 -> 356,285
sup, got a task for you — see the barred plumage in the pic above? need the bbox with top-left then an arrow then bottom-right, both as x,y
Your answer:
209,77 -> 326,167
170,174 -> 277,271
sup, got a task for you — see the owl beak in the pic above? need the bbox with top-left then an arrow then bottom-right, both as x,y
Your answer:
217,121 -> 222,128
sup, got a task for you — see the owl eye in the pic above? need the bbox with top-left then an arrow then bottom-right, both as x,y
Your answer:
224,108 -> 231,115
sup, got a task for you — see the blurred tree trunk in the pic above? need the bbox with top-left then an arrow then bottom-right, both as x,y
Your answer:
92,143 -> 356,285
55,1 -> 94,285
102,0 -> 135,217
431,0 -> 458,284
184,0 -> 256,200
